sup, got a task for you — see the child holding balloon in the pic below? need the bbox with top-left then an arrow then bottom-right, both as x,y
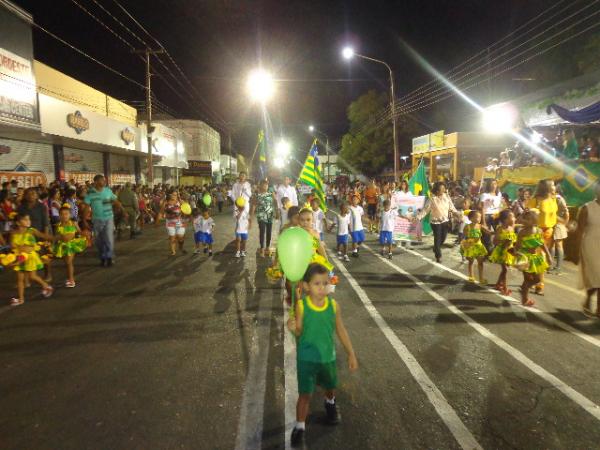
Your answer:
234,198 -> 250,258
287,263 -> 358,447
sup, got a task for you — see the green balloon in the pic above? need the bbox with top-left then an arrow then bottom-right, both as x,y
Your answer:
277,227 -> 313,282
202,193 -> 212,206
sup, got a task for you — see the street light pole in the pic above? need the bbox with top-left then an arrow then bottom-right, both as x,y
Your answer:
343,50 -> 398,181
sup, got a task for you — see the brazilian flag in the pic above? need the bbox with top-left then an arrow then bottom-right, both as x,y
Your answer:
408,160 -> 432,234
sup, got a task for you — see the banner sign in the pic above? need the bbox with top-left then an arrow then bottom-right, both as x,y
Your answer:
110,173 -> 135,186
0,47 -> 38,126
65,171 -> 95,184
0,171 -> 47,187
393,195 -> 426,241
412,134 -> 430,154
182,160 -> 211,177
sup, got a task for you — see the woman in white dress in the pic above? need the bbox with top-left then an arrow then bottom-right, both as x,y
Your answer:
578,181 -> 600,317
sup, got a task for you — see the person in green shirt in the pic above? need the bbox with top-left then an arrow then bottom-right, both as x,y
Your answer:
563,129 -> 579,160
287,263 -> 358,447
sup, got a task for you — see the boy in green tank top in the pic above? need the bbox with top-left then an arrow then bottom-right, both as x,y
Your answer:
287,263 -> 358,447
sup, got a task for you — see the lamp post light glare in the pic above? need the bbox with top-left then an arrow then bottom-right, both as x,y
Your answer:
482,104 -> 517,134
246,69 -> 275,103
308,125 -> 315,133
275,140 -> 291,158
273,156 -> 285,169
342,47 -> 354,60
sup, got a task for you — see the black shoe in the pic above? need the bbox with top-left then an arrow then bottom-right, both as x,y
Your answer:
100,258 -> 106,267
435,256 -> 442,263
208,251 -> 213,257
106,258 -> 113,267
130,233 -> 136,239
203,247 -> 208,254
388,253 -> 393,259
290,427 -> 305,447
325,400 -> 341,425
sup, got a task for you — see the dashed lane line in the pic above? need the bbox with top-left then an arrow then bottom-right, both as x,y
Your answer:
283,280 -> 298,450
332,257 -> 483,450
363,244 -> 600,423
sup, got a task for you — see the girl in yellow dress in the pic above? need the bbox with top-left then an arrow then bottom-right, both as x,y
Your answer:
8,213 -> 55,306
489,209 -> 517,295
460,210 -> 488,284
515,210 -> 553,307
298,208 -> 333,272
54,205 -> 87,288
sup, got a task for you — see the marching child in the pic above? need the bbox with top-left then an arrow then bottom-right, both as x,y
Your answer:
299,208 -> 331,270
331,202 -> 351,261
515,209 -> 553,307
279,196 -> 290,232
277,206 -> 301,305
287,263 -> 358,447
349,194 -> 365,257
200,208 -> 215,256
54,205 -> 87,288
192,208 -> 203,254
489,209 -> 517,295
310,198 -> 327,242
8,213 -> 55,306
379,199 -> 397,259
460,210 -> 488,284
235,201 -> 251,258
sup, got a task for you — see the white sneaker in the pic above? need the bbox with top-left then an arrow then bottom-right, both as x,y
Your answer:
241,251 -> 247,257
337,251 -> 342,257
235,251 -> 241,258
194,249 -> 201,254
337,253 -> 343,260
343,254 -> 350,262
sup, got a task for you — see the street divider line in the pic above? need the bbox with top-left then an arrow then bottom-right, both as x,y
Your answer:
332,257 -> 483,450
283,280 -> 298,450
397,245 -> 600,350
364,244 -> 600,423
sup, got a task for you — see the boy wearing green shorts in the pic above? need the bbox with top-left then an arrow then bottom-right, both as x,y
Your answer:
287,263 -> 358,447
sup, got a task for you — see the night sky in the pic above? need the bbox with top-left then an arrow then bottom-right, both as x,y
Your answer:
12,0 -> 569,157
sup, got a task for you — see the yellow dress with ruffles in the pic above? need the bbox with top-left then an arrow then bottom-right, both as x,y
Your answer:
310,235 -> 333,271
489,228 -> 517,265
460,226 -> 488,258
53,222 -> 87,258
520,233 -> 549,274
11,228 -> 44,272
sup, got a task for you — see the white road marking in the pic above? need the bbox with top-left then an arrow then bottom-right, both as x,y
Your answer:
363,244 -> 600,422
283,281 -> 298,450
397,245 -> 600,350
332,257 -> 483,450
235,271 -> 273,449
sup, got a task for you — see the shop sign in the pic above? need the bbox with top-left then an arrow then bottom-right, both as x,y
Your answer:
110,173 -> 135,186
67,110 -> 90,134
65,171 -> 96,184
121,127 -> 135,145
0,171 -> 47,187
0,144 -> 11,154
183,160 -> 211,177
64,152 -> 83,163
412,134 -> 430,154
0,47 -> 38,126
430,130 -> 445,149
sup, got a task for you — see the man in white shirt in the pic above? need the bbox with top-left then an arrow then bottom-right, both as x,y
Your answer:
276,176 -> 298,208
231,172 -> 252,211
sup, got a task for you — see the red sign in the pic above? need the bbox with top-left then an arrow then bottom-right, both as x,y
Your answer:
0,144 -> 11,154
0,171 -> 48,187
64,152 -> 83,163
65,171 -> 95,184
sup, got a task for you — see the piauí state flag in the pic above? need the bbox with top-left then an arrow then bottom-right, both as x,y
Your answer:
257,130 -> 267,179
408,159 -> 432,234
299,140 -> 327,212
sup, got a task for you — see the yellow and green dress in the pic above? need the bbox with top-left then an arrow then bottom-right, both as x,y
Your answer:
519,232 -> 549,274
310,235 -> 333,272
54,221 -> 87,258
10,228 -> 43,272
460,226 -> 488,259
489,227 -> 517,265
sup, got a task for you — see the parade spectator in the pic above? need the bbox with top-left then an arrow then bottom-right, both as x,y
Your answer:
331,184 -> 339,206
512,187 -> 531,218
215,188 -> 225,213
577,181 -> 600,317
253,179 -> 277,257
158,190 -> 186,256
417,181 -> 461,263
231,171 -> 252,209
48,188 -> 62,226
552,185 -> 569,274
562,129 -> 579,160
84,174 -> 119,267
478,179 -> 503,253
364,179 -> 380,233
117,182 -> 139,240
64,187 -> 79,221
276,176 -> 298,208
527,179 -> 559,295
0,190 -> 14,241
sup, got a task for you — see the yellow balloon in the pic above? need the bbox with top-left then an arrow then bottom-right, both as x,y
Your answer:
235,197 -> 246,208
181,202 -> 192,215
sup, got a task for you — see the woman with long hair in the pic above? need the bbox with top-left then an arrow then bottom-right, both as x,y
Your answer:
158,190 -> 186,256
478,179 -> 502,253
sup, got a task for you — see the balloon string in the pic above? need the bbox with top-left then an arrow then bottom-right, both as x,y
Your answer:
289,281 -> 296,318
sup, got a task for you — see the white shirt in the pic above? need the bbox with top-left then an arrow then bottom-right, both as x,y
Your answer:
193,216 -> 203,233
276,184 -> 298,208
200,217 -> 214,234
279,208 -> 288,228
312,209 -> 325,233
231,181 -> 252,203
336,213 -> 351,236
380,208 -> 398,232
349,205 -> 364,231
235,209 -> 250,234
480,192 -> 502,215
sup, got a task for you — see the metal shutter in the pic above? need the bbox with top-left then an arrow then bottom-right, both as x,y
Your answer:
64,147 -> 104,174
0,137 -> 55,184
110,153 -> 135,173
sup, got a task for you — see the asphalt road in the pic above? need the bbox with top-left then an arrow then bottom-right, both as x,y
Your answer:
1,210 -> 600,450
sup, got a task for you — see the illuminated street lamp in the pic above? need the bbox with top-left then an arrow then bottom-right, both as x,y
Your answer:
342,46 -> 398,181
246,68 -> 275,104
482,104 -> 517,133
275,139 -> 291,158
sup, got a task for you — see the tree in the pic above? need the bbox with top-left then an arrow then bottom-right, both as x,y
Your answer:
340,90 -> 422,177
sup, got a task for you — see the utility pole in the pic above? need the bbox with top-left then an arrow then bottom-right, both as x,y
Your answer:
133,48 -> 164,185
